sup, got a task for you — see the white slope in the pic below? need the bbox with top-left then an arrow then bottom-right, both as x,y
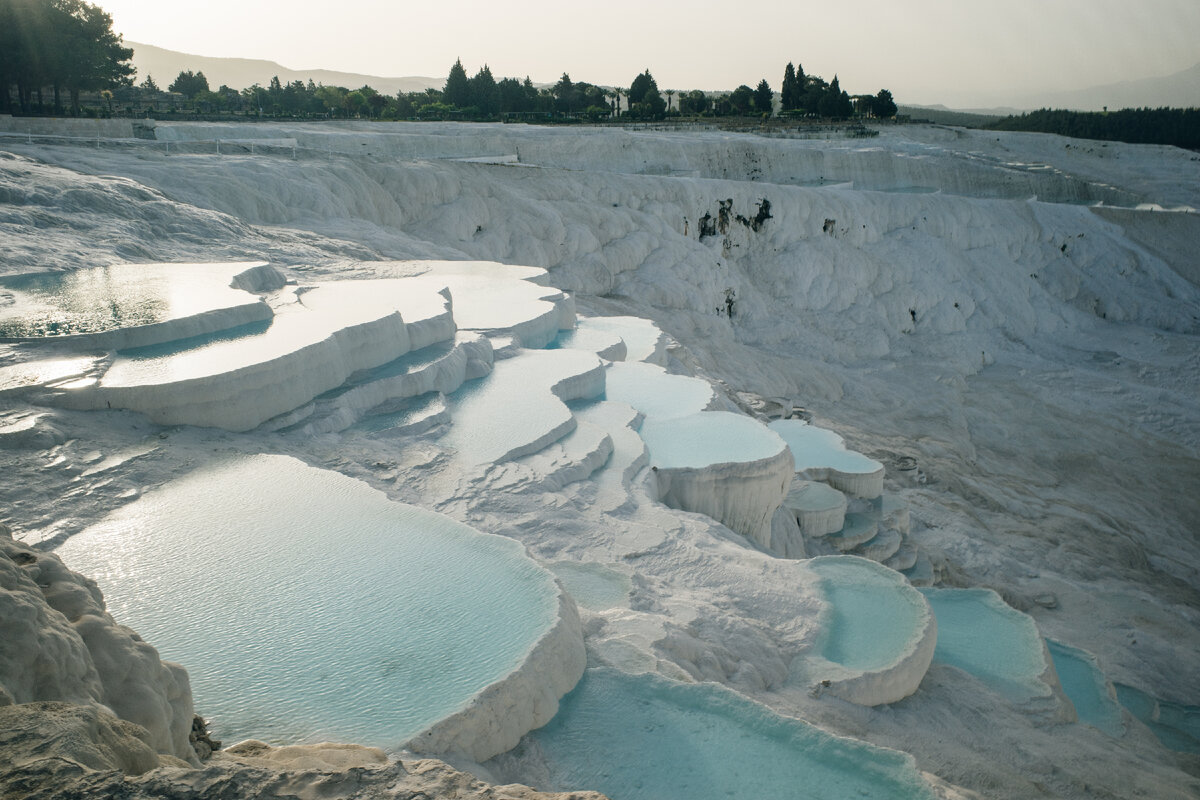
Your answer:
1,120 -> 1198,800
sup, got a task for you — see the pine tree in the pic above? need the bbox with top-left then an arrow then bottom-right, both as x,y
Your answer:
469,65 -> 498,114
754,79 -> 773,115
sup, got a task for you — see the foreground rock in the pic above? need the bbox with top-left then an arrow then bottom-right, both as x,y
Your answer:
0,523 -> 196,763
0,702 -> 609,800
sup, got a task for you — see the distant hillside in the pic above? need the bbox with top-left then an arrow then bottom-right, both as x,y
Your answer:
1017,63 -> 1200,112
899,105 -> 1006,127
988,108 -> 1200,150
129,42 -> 442,96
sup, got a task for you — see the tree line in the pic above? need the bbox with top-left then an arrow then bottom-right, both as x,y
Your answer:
0,0 -> 133,114
987,108 -> 1200,151
423,59 -> 896,121
92,59 -> 899,123
0,0 -> 897,123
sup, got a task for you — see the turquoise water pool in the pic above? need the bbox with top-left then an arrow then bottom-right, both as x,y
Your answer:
1114,683 -> 1200,753
640,411 -> 786,469
55,454 -> 560,750
523,668 -> 933,800
547,561 -> 632,611
1046,640 -> 1123,737
919,588 -> 1049,702
443,348 -> 602,463
812,557 -> 928,672
768,419 -> 883,475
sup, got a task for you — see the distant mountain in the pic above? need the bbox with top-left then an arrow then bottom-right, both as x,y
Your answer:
128,42 -> 442,96
1016,63 -> 1200,112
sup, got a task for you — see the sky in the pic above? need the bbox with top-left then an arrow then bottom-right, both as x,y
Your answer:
99,0 -> 1200,107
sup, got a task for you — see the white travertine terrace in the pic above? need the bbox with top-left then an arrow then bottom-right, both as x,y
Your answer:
784,479 -> 848,537
806,557 -> 937,706
643,411 -> 794,549
769,419 -> 886,499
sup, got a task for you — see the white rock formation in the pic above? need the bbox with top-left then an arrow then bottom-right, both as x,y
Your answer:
53,279 -> 455,431
0,702 -> 610,800
783,479 -> 848,537
0,523 -> 197,763
647,412 -> 795,549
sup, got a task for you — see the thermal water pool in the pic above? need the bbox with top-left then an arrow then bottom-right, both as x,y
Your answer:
55,454 -> 567,751
0,262 -> 271,344
515,668 -> 934,800
604,361 -> 713,421
919,588 -> 1050,703
442,348 -> 604,463
639,411 -> 786,469
812,557 -> 931,672
1046,640 -> 1124,737
768,419 -> 885,497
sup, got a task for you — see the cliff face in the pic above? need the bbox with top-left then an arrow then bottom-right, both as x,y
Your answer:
0,523 -> 196,764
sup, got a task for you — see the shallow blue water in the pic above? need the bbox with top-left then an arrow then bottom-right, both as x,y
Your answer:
118,318 -> 274,360
547,562 -> 631,611
525,668 -> 933,800
443,348 -> 601,462
919,588 -> 1048,702
1114,683 -> 1200,753
604,362 -> 712,420
1045,640 -> 1123,737
55,454 -> 560,750
639,411 -> 785,469
0,264 -> 252,338
768,419 -> 882,475
812,558 -> 927,672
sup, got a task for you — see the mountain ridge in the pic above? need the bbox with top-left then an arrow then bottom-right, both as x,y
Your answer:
128,41 -> 442,96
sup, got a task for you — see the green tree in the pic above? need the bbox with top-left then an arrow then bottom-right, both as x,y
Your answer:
169,69 -> 209,99
874,88 -> 897,118
781,62 -> 798,111
678,89 -> 708,115
394,92 -> 415,117
497,76 -> 528,113
140,73 -> 158,91
753,79 -> 773,115
818,74 -> 852,118
469,64 -> 499,115
443,58 -> 469,107
61,0 -> 133,113
343,89 -> 367,117
628,69 -> 665,118
0,0 -> 133,114
728,84 -> 753,115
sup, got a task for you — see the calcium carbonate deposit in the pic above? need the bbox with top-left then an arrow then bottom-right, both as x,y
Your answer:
2,117 -> 1199,800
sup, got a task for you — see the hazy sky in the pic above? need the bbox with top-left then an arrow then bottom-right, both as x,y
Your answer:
101,0 -> 1200,106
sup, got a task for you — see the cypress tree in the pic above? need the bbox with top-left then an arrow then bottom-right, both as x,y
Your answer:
781,62 -> 797,111
444,58 -> 470,108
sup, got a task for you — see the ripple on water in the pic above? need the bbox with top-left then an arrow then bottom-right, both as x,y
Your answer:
55,454 -> 560,749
